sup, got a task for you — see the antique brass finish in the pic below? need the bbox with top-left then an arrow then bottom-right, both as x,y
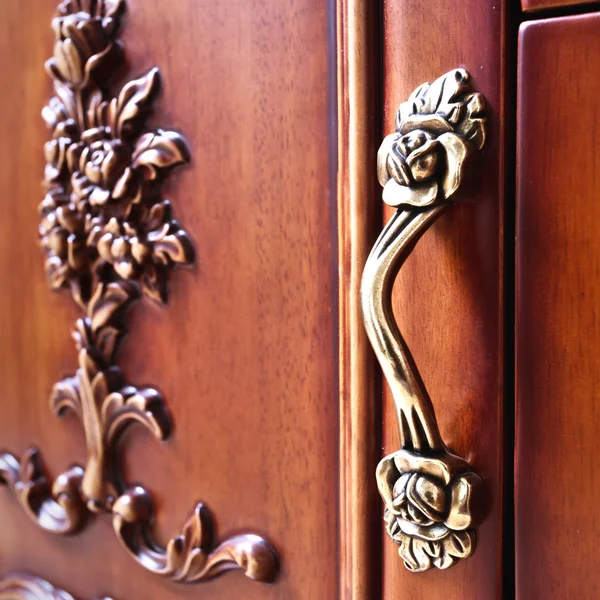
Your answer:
0,0 -> 278,586
362,69 -> 487,572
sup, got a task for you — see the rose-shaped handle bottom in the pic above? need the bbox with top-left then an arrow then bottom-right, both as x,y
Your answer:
377,449 -> 484,572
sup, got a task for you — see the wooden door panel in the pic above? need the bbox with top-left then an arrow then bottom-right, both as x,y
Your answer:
380,1 -> 508,598
516,13 -> 600,600
0,1 -> 338,598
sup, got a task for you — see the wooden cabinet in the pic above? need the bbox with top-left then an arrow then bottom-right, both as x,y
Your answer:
0,1 -> 339,598
1,1 -> 600,599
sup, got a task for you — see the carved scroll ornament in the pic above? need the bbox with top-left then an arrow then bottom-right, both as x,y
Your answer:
0,573 -> 112,600
0,0 -> 278,586
361,69 -> 487,572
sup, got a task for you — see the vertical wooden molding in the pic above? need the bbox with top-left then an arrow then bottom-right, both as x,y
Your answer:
336,0 -> 382,598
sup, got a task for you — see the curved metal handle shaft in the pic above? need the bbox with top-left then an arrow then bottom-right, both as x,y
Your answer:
361,207 -> 445,453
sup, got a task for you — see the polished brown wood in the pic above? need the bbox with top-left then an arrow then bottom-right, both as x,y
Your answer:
0,0 -> 338,598
516,13 -> 600,599
0,1 -> 278,583
336,0 -> 382,597
522,0 -> 597,12
381,0 -> 508,597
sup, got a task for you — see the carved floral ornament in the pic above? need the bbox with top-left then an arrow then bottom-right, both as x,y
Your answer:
0,573 -> 113,600
361,69 -> 487,572
0,0 -> 278,587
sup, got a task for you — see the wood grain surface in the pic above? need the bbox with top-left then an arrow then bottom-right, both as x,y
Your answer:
336,0 -> 382,599
516,13 -> 600,599
380,1 -> 508,598
0,0 -> 338,598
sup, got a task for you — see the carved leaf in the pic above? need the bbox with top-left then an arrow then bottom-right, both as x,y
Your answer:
146,199 -> 171,230
73,318 -> 93,351
140,262 -> 168,304
90,369 -> 110,405
58,0 -> 124,21
43,93 -> 78,139
424,70 -> 470,115
106,68 -> 160,139
85,88 -> 106,130
69,275 -> 92,310
52,81 -> 78,125
0,574 -> 81,600
0,453 -> 20,489
0,449 -> 86,535
20,448 -> 44,485
112,490 -> 279,583
188,534 -> 279,583
103,387 -> 171,444
87,281 -> 139,334
442,530 -> 474,559
84,357 -> 123,400
132,130 -> 190,180
148,224 -> 194,266
94,324 -> 121,363
50,374 -> 83,420
458,93 -> 486,150
164,503 -> 213,573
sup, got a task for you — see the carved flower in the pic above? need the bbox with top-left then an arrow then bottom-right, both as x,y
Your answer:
377,69 -> 486,208
42,96 -> 79,140
93,218 -> 148,280
46,0 -> 124,89
88,200 -> 194,301
39,188 -> 102,290
68,130 -> 139,208
44,137 -> 72,184
376,449 -> 483,572
41,26 -> 192,306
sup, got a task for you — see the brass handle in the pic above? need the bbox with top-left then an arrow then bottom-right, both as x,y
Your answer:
361,69 -> 487,573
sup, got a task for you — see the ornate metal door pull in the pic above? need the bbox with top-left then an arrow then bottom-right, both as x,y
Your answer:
361,69 -> 487,572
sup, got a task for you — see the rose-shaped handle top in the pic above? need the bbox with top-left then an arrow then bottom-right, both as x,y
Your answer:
377,68 -> 487,208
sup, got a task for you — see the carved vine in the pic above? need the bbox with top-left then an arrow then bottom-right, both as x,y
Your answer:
0,0 -> 278,585
362,69 -> 487,572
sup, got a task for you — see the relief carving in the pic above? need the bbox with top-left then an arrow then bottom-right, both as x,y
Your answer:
0,0 -> 278,586
0,572 -> 112,600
